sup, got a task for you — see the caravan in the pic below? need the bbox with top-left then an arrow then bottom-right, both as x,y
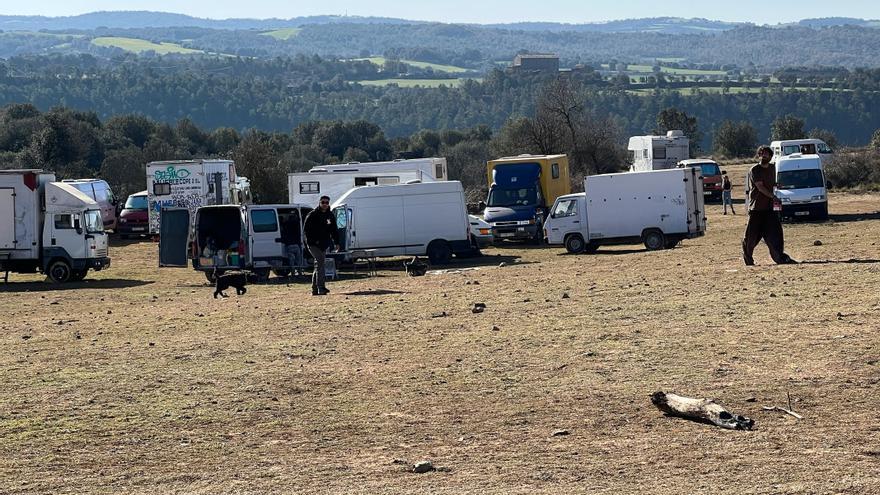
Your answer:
770,139 -> 833,166
628,130 -> 690,172
287,158 -> 447,205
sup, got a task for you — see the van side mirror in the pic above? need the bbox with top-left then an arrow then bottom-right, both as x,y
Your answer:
74,219 -> 82,235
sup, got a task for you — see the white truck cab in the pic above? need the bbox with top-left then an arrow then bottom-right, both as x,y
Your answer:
774,153 -> 828,220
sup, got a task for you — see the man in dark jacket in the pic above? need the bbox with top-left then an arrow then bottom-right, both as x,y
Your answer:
742,145 -> 796,265
304,196 -> 341,295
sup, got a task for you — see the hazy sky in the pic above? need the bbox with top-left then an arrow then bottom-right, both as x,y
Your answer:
5,0 -> 880,24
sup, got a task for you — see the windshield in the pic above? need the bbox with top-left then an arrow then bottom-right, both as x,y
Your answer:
777,169 -> 824,190
699,163 -> 721,176
487,187 -> 539,207
124,195 -> 148,209
84,210 -> 104,233
817,143 -> 832,153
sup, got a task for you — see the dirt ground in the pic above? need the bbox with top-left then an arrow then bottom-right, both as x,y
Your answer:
2,173 -> 879,494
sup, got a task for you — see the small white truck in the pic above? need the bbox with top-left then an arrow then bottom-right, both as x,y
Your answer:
1,169 -> 110,283
544,167 -> 706,253
627,130 -> 690,172
147,159 -> 251,235
288,158 -> 447,205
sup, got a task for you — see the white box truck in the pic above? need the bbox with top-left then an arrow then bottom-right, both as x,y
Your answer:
331,181 -> 475,264
544,167 -> 706,253
1,169 -> 110,283
147,159 -> 252,235
288,158 -> 447,205
627,130 -> 690,172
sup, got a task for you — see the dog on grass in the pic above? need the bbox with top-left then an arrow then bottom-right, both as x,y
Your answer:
404,257 -> 428,277
214,270 -> 248,298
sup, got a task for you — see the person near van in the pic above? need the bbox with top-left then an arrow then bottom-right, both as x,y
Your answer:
721,171 -> 735,215
280,213 -> 303,277
742,145 -> 796,266
304,196 -> 340,296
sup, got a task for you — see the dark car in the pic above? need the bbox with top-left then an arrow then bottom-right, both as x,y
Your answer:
117,190 -> 149,238
678,159 -> 723,201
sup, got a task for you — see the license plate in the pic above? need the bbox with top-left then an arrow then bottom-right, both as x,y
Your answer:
704,191 -> 712,195
132,227 -> 145,232
498,233 -> 514,238
794,211 -> 810,216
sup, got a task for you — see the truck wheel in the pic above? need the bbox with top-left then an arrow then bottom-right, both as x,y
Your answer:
47,259 -> 72,283
427,240 -> 453,265
664,238 -> 680,249
643,230 -> 666,251
584,241 -> 600,254
70,269 -> 88,282
564,234 -> 586,254
253,268 -> 271,283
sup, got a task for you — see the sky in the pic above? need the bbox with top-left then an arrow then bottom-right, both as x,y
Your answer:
4,0 -> 880,24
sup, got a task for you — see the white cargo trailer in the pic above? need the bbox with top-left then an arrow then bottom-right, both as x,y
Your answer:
627,130 -> 690,172
331,180 -> 474,264
544,167 -> 706,253
0,169 -> 110,283
288,158 -> 447,205
146,159 -> 251,235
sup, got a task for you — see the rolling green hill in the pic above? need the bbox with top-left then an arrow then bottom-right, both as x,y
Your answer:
261,28 -> 302,40
353,57 -> 471,74
91,37 -> 204,55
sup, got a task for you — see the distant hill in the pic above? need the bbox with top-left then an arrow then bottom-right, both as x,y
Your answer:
487,17 -> 746,34
796,17 -> 880,28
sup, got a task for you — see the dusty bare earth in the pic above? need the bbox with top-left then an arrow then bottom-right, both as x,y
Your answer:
2,176 -> 880,494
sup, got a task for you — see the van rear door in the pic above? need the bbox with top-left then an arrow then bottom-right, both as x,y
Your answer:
159,208 -> 191,267
248,207 -> 283,268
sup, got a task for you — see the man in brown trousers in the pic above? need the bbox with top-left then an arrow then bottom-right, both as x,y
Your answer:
742,145 -> 797,265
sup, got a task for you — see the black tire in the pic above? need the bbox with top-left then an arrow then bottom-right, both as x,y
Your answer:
664,238 -> 679,249
564,234 -> 586,254
643,230 -> 666,251
205,270 -> 223,284
273,268 -> 291,277
119,234 -> 130,240
253,268 -> 271,283
47,259 -> 72,283
427,240 -> 453,265
531,228 -> 544,245
70,269 -> 88,282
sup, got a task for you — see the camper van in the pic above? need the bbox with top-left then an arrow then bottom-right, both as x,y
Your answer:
544,168 -> 706,253
159,203 -> 312,282
1,170 -> 110,283
62,179 -> 119,231
628,130 -> 690,172
774,153 -> 828,220
331,181 -> 473,264
287,158 -> 447,205
147,159 -> 252,235
770,139 -> 833,166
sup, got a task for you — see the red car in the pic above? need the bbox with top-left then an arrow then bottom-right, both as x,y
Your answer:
117,190 -> 150,238
678,159 -> 723,201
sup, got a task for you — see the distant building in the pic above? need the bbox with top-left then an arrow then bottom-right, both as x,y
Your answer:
511,53 -> 560,73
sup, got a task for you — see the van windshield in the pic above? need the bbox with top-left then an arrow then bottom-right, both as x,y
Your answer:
125,195 -> 148,210
487,187 -> 539,207
698,163 -> 721,176
777,169 -> 824,190
84,210 -> 104,233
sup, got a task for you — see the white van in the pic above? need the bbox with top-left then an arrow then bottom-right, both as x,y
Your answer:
770,139 -> 833,166
544,168 -> 706,253
774,153 -> 828,220
331,181 -> 474,264
61,179 -> 118,231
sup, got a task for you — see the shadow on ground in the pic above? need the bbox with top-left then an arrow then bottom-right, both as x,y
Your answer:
0,279 -> 154,292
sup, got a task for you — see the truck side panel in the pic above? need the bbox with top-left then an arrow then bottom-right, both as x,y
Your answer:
0,172 -> 45,260
402,190 -> 469,255
0,188 -> 16,250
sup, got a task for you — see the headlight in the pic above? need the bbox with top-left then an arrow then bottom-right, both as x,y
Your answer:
780,197 -> 791,204
119,218 -> 127,223
812,195 -> 825,200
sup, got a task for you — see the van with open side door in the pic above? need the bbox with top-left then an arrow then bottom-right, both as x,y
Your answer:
158,203 -> 312,282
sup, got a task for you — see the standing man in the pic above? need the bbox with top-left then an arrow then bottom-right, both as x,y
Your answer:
721,170 -> 735,215
304,196 -> 340,296
742,145 -> 796,266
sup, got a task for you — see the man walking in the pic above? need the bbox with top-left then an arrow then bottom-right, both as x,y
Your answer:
721,170 -> 735,215
742,145 -> 796,266
304,196 -> 341,295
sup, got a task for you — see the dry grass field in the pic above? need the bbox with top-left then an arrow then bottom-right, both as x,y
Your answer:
2,175 -> 880,493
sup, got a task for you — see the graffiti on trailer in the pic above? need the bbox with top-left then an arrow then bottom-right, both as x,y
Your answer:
153,166 -> 192,181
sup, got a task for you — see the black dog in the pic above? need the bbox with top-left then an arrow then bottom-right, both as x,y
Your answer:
404,257 -> 428,277
214,270 -> 248,298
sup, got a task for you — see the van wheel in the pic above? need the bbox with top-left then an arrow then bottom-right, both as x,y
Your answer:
47,259 -> 72,283
427,240 -> 453,265
70,269 -> 88,282
253,268 -> 271,283
584,241 -> 600,254
664,238 -> 680,249
205,270 -> 223,284
273,268 -> 291,278
564,234 -> 585,254
643,230 -> 666,251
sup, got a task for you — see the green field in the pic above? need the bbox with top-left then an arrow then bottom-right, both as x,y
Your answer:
357,78 -> 479,88
91,37 -> 204,55
352,57 -> 471,74
627,64 -> 727,76
261,28 -> 302,40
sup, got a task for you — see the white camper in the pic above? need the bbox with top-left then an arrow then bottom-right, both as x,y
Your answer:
1,169 -> 110,283
770,139 -> 833,166
331,181 -> 474,264
544,167 -> 706,253
146,159 -> 251,235
627,130 -> 690,172
288,158 -> 447,205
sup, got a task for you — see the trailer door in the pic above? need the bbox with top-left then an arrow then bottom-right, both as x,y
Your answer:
0,188 -> 15,249
159,208 -> 191,267
685,167 -> 706,235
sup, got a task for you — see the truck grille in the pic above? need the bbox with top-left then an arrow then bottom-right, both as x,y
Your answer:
95,248 -> 108,258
